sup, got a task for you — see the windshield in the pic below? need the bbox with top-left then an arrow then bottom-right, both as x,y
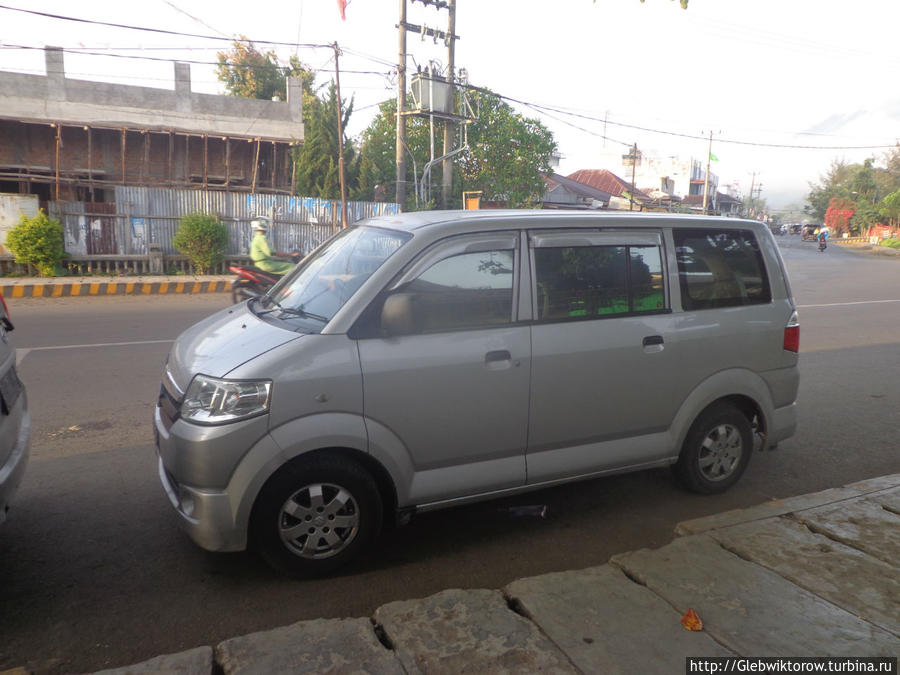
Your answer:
258,226 -> 410,330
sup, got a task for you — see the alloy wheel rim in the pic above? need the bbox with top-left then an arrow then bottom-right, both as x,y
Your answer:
698,423 -> 743,482
278,482 -> 360,559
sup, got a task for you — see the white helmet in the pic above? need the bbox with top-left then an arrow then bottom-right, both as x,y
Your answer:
251,216 -> 271,232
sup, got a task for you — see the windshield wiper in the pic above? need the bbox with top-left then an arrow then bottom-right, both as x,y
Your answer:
256,298 -> 329,323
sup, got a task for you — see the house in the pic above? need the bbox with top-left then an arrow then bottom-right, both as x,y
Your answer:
541,172 -> 613,209
566,169 -> 654,211
0,46 -> 305,206
681,191 -> 742,216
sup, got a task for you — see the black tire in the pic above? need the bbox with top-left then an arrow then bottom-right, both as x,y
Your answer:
232,280 -> 262,304
250,454 -> 382,577
674,403 -> 753,494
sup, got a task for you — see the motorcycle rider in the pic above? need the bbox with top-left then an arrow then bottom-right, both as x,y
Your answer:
249,216 -> 295,275
818,227 -> 829,251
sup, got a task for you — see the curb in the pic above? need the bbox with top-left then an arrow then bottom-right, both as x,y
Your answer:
0,279 -> 230,298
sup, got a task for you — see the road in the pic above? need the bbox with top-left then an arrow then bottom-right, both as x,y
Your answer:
1,238 -> 899,673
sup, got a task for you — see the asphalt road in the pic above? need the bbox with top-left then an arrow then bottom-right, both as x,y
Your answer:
1,237 -> 899,673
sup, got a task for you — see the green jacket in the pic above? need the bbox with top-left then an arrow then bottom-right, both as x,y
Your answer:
250,232 -> 294,274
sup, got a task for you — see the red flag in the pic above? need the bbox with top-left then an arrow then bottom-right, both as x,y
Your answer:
337,0 -> 347,20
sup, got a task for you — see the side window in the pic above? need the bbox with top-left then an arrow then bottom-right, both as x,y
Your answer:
534,245 -> 665,321
397,249 -> 515,333
673,229 -> 772,310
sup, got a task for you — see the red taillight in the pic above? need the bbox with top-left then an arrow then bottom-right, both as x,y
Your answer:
783,310 -> 799,352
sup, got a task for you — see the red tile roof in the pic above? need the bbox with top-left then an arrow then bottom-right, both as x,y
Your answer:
566,169 -> 652,202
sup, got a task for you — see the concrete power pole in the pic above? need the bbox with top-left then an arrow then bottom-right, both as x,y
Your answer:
395,0 -> 408,208
440,0 -> 456,210
702,130 -> 713,214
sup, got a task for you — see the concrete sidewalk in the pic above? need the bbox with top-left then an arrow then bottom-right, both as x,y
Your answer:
0,275 -> 232,298
89,474 -> 899,674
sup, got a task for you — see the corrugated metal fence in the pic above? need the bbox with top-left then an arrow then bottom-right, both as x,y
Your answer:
49,187 -> 401,258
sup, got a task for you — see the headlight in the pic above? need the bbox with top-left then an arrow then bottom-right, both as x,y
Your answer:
181,374 -> 271,425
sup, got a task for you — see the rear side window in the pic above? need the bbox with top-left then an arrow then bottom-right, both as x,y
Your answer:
673,228 -> 771,310
534,245 -> 665,321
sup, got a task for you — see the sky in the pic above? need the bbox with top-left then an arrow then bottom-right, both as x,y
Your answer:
2,0 -> 899,211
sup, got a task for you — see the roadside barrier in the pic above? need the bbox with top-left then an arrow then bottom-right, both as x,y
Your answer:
0,279 -> 230,298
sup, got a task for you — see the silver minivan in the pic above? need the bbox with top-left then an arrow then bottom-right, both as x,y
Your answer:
0,293 -> 30,525
155,211 -> 799,575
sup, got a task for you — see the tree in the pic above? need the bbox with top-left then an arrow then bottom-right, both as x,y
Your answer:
216,38 -> 315,102
294,84 -> 358,199
458,90 -> 557,207
879,189 -> 900,228
6,210 -> 66,276
356,90 -> 557,210
216,37 -> 286,100
172,212 -> 229,273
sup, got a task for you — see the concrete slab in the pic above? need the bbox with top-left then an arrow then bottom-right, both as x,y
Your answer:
798,498 -> 900,566
675,474 -> 900,536
90,646 -> 213,675
708,517 -> 900,637
505,564 -> 733,675
215,617 -> 402,675
871,486 -> 900,514
611,535 -> 899,657
675,487 -> 864,536
374,588 -> 577,674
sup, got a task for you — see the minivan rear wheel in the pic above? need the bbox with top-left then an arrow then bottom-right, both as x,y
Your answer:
250,454 -> 382,577
674,403 -> 753,494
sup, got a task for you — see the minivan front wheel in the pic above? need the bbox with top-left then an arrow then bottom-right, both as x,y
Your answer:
251,454 -> 382,576
674,403 -> 753,494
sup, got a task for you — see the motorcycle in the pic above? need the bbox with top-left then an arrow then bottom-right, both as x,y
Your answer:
229,252 -> 303,304
818,237 -> 827,252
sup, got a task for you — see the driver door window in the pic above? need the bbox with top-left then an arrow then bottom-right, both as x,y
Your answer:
394,249 -> 515,334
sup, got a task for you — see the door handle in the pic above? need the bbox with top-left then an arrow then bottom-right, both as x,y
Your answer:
642,335 -> 664,347
485,349 -> 511,363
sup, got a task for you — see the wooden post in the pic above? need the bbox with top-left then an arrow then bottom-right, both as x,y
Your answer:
225,137 -> 230,187
203,134 -> 209,189
54,123 -> 61,200
251,138 -> 261,193
290,143 -> 297,196
120,128 -> 127,186
184,134 -> 190,184
141,131 -> 149,184
272,141 -> 278,191
168,131 -> 174,187
86,125 -> 94,202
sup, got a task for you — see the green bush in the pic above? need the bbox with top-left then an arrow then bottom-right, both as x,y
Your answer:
5,210 -> 66,276
171,212 -> 228,274
879,237 -> 900,249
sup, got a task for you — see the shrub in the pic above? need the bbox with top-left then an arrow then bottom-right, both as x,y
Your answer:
172,212 -> 228,274
5,210 -> 66,276
880,237 -> 900,249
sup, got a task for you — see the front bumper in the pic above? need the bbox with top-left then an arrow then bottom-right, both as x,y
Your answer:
156,450 -> 245,552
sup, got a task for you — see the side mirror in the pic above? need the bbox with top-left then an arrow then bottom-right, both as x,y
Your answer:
381,293 -> 418,336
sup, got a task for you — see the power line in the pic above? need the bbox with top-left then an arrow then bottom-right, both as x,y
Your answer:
1,43 -> 390,76
0,3 -> 332,49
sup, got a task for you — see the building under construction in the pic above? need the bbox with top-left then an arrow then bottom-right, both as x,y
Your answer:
0,46 -> 305,206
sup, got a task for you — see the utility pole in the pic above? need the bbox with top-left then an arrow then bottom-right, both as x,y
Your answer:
333,43 -> 348,229
702,130 -> 713,214
746,171 -> 757,217
395,0 -> 408,208
440,0 -> 456,209
630,143 -> 638,211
